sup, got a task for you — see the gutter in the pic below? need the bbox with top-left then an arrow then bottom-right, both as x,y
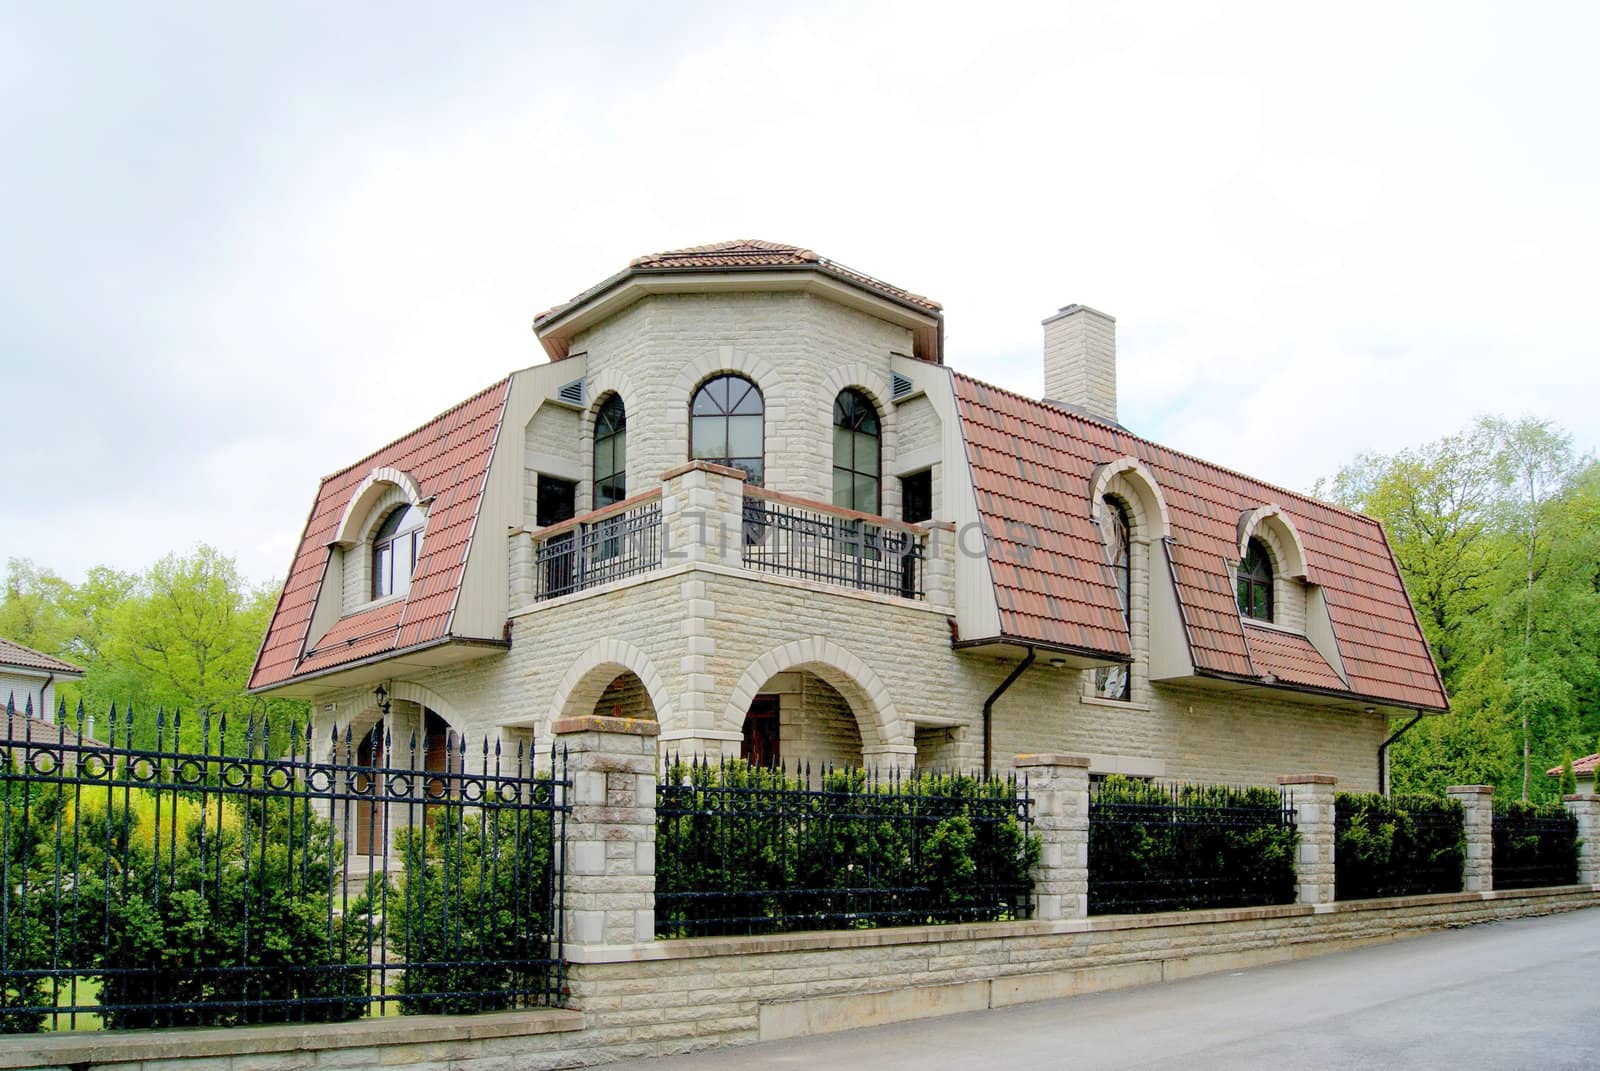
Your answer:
1378,711 -> 1425,796
982,646 -> 1035,775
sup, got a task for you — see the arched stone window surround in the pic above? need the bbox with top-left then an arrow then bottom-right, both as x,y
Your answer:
1087,457 -> 1170,540
332,467 -> 425,548
670,348 -> 781,471
722,636 -> 906,751
819,366 -> 900,516
579,367 -> 640,511
1236,506 -> 1309,580
591,391 -> 628,508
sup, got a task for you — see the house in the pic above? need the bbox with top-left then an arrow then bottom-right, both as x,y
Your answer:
1547,754 -> 1600,795
1,636 -> 97,746
248,239 -> 1447,841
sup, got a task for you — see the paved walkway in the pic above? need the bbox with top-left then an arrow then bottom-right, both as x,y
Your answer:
607,907 -> 1600,1070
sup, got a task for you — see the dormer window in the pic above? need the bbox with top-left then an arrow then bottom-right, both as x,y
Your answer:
1237,538 -> 1274,622
372,504 -> 425,599
1094,495 -> 1132,701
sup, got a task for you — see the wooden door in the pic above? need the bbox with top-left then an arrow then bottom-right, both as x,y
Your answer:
741,695 -> 781,767
354,724 -> 386,855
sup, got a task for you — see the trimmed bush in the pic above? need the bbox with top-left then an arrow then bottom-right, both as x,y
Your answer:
1492,800 -> 1578,890
1088,777 -> 1298,914
1335,792 -> 1464,900
655,761 -> 1039,937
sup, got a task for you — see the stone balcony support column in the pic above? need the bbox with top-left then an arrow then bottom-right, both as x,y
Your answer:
918,522 -> 957,610
1447,785 -> 1495,893
507,530 -> 534,607
1014,753 -> 1090,920
555,715 -> 659,949
660,461 -> 747,569
1563,792 -> 1600,885
1279,774 -> 1337,904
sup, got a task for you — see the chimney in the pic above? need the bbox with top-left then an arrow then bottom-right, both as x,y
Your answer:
1042,304 -> 1117,424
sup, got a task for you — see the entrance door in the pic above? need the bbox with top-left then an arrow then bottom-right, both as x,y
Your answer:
741,695 -> 781,767
537,475 -> 578,596
354,723 -> 386,855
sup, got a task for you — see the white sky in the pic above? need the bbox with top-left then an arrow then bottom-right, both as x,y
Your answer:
3,1 -> 1597,588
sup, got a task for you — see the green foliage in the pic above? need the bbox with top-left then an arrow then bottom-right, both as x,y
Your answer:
382,809 -> 555,1014
1334,793 -> 1464,900
83,792 -> 366,1028
1087,777 -> 1298,914
0,548 -> 307,755
0,783 -> 58,1033
655,761 -> 1039,936
1320,417 -> 1600,802
1560,753 -> 1578,796
1491,800 -> 1579,890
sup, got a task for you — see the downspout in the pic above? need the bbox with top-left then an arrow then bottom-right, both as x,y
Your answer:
40,672 -> 54,725
1378,710 -> 1425,797
983,646 -> 1035,776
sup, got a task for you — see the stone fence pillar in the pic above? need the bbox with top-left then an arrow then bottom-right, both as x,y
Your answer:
554,715 -> 659,949
1446,785 -> 1495,892
1564,793 -> 1600,885
1014,754 -> 1090,920
1279,774 -> 1336,904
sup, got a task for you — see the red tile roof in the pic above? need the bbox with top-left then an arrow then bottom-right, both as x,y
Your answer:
0,637 -> 84,676
535,239 -> 942,326
1547,753 -> 1600,777
249,379 -> 511,691
953,374 -> 1449,711
3,705 -> 105,750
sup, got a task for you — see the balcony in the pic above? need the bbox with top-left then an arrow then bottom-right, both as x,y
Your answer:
511,463 -> 943,607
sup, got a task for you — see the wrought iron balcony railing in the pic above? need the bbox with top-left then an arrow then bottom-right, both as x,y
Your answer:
740,488 -> 926,600
532,493 -> 663,601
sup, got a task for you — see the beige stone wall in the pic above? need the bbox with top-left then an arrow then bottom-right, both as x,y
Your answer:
22,888 -> 1595,1071
524,402 -> 584,521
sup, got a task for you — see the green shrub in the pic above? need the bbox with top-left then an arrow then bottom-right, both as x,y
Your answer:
82,793 -> 366,1028
1560,754 -> 1578,796
655,762 -> 1038,937
384,808 -> 555,1014
1335,792 -> 1464,900
1088,777 -> 1298,914
1492,800 -> 1578,890
0,783 -> 62,1033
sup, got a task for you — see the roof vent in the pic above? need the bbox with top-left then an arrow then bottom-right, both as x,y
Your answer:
890,372 -> 915,401
555,378 -> 586,408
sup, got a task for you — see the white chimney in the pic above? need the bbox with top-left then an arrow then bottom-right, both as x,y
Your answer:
1042,304 -> 1117,424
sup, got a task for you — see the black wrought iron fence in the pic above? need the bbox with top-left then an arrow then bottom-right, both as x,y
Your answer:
0,701 -> 568,1033
740,495 -> 925,599
655,759 -> 1036,938
1492,800 -> 1579,890
1334,792 -> 1464,900
534,497 -> 662,600
1088,777 -> 1298,915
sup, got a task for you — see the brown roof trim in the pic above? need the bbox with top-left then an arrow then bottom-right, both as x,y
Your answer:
247,634 -> 510,695
1190,666 -> 1449,713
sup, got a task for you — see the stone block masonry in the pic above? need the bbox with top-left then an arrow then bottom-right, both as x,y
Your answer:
1280,774 -> 1336,904
1566,793 -> 1600,885
1449,785 -> 1496,893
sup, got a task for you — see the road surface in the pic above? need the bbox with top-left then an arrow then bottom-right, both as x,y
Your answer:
608,907 -> 1600,1070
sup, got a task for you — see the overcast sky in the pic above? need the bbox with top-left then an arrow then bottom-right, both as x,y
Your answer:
3,2 -> 1597,589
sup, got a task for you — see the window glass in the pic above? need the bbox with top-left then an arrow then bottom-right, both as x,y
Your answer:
594,395 -> 627,508
832,389 -> 881,513
371,504 -> 425,600
1237,538 -> 1275,622
901,470 -> 932,524
689,375 -> 764,485
1093,497 -> 1132,701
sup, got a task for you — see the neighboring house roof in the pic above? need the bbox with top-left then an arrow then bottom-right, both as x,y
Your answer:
248,378 -> 511,691
534,238 -> 943,327
3,704 -> 104,749
953,374 -> 1449,711
1547,754 -> 1600,778
0,637 -> 84,677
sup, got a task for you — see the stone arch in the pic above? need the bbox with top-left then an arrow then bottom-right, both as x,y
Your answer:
546,637 -> 674,726
332,468 -> 424,547
582,377 -> 633,508
668,347 -> 782,464
1088,457 -> 1170,540
723,636 -> 906,750
386,681 -> 470,735
1236,506 -> 1308,580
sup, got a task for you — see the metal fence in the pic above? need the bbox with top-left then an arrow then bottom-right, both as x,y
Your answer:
1088,778 -> 1298,915
534,498 -> 662,600
1333,792 -> 1464,900
0,703 -> 568,1032
1492,801 -> 1579,890
655,759 -> 1034,938
741,496 -> 925,599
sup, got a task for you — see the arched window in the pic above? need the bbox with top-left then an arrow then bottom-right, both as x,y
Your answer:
832,389 -> 881,513
372,503 -> 425,599
690,374 -> 764,485
593,394 -> 627,508
1094,496 -> 1132,701
1237,538 -> 1274,621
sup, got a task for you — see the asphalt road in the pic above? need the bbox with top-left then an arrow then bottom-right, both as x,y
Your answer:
608,908 -> 1600,1071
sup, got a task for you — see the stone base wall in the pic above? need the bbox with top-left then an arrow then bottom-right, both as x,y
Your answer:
15,888 -> 1596,1071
